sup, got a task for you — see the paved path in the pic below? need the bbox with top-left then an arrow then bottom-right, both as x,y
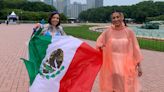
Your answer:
0,24 -> 164,92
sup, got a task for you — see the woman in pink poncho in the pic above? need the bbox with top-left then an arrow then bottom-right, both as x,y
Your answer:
96,11 -> 143,92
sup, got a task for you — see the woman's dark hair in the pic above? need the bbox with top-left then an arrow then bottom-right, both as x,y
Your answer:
111,10 -> 127,26
48,11 -> 60,27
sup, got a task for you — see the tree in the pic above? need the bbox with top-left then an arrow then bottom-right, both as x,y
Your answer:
0,0 -> 59,21
0,0 -> 56,12
79,1 -> 164,23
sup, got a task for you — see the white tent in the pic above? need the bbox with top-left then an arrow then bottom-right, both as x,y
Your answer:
7,11 -> 19,24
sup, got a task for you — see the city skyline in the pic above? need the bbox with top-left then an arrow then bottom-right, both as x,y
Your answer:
52,0 -> 103,18
71,0 -> 164,6
28,0 -> 164,18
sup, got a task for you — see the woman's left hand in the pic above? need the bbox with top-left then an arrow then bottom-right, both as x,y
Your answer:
136,63 -> 142,77
137,65 -> 142,77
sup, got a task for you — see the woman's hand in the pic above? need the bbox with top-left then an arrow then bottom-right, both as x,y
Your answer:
136,63 -> 142,77
96,44 -> 105,52
137,66 -> 142,77
34,23 -> 41,29
99,45 -> 105,51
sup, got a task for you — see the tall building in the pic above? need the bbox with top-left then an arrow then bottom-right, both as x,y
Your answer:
55,0 -> 65,13
65,0 -> 70,6
44,0 -> 53,6
87,0 -> 103,9
95,0 -> 103,8
67,2 -> 82,18
53,0 -> 70,14
64,0 -> 70,16
81,4 -> 87,11
87,0 -> 95,9
28,0 -> 43,2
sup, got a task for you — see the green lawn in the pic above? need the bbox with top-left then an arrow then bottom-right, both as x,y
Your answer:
63,25 -> 100,41
138,38 -> 164,52
64,25 -> 164,52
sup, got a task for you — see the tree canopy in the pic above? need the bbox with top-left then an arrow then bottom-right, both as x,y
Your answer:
0,0 -> 67,21
79,1 -> 164,23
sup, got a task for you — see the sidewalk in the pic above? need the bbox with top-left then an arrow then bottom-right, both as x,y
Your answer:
0,24 -> 164,92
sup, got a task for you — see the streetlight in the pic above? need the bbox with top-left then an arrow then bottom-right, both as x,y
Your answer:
20,11 -> 22,23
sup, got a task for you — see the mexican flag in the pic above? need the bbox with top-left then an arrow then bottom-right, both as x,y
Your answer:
21,28 -> 102,92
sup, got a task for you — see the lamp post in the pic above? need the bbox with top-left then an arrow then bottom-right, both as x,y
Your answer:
20,11 -> 22,23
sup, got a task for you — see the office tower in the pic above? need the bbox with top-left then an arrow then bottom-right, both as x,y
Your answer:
95,0 -> 103,8
44,0 -> 53,6
67,2 -> 82,18
87,0 -> 95,9
28,0 -> 43,2
53,0 -> 70,14
81,4 -> 87,11
87,0 -> 103,9
55,0 -> 65,13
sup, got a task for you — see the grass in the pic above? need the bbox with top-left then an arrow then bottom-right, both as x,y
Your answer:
138,38 -> 164,52
64,25 -> 164,52
63,25 -> 100,41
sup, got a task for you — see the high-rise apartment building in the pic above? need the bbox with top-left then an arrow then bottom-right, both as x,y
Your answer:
53,0 -> 70,14
43,0 -> 53,6
87,0 -> 103,9
28,0 -> 43,2
65,0 -> 70,6
81,4 -> 87,11
64,0 -> 70,16
67,2 -> 82,18
55,0 -> 65,13
87,0 -> 95,9
95,0 -> 103,8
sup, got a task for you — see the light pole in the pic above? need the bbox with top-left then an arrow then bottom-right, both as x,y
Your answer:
20,11 -> 22,23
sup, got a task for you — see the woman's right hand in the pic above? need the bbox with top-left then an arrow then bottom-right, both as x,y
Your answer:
34,23 -> 41,29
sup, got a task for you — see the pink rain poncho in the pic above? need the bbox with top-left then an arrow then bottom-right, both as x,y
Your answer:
96,25 -> 143,92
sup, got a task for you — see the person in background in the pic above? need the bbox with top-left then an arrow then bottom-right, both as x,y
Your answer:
96,11 -> 143,92
40,19 -> 45,26
6,20 -> 9,25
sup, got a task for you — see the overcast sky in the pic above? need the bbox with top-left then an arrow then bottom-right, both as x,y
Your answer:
70,0 -> 164,6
